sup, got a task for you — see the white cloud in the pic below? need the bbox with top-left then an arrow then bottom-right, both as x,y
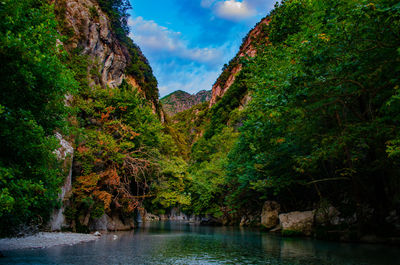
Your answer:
215,0 -> 255,21
128,16 -> 241,96
201,0 -> 276,21
128,17 -> 223,65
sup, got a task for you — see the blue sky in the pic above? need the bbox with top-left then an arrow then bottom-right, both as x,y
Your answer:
128,0 -> 277,97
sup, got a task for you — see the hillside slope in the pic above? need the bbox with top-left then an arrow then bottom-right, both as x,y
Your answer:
179,0 -> 400,241
209,17 -> 269,107
161,90 -> 211,116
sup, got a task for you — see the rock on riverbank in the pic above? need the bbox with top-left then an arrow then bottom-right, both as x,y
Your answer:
0,232 -> 98,251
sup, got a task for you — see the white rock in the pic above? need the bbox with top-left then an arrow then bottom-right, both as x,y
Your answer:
279,211 -> 315,236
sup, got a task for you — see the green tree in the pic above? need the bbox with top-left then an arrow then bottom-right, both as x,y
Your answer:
0,0 -> 77,235
227,0 -> 400,232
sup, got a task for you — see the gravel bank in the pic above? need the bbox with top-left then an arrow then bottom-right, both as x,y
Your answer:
0,232 -> 99,251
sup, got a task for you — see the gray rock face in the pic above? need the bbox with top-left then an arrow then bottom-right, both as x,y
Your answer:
169,207 -> 189,221
106,214 -> 134,231
64,0 -> 129,88
49,133 -> 74,231
161,90 -> 212,116
261,201 -> 281,229
90,215 -> 108,231
138,208 -> 160,222
61,0 -> 162,117
279,211 -> 315,236
90,214 -> 134,231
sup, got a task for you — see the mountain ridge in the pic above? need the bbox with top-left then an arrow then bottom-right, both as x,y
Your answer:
161,89 -> 211,116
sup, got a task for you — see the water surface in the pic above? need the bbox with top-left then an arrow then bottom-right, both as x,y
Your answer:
1,221 -> 399,264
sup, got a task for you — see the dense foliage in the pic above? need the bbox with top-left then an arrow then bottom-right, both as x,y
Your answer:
0,0 -> 172,235
0,0 -> 77,235
229,0 -> 400,228
183,0 -> 400,236
66,83 -> 164,231
1,0 -> 399,240
62,26 -> 183,230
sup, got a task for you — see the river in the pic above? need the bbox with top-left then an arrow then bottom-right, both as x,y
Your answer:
1,221 -> 399,264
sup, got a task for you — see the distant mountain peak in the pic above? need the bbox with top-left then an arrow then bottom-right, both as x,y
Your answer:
161,90 -> 212,116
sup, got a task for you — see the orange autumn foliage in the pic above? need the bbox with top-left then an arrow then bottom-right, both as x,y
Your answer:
93,190 -> 112,210
77,145 -> 89,154
102,168 -> 120,186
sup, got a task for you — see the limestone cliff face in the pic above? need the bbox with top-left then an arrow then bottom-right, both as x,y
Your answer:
48,0 -> 163,231
209,17 -> 269,107
61,0 -> 129,88
49,133 -> 74,231
57,0 -> 163,120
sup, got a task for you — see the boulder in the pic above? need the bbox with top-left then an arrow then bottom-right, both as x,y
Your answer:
106,214 -> 134,231
169,207 -> 189,221
261,201 -> 281,229
90,214 -> 108,231
90,214 -> 134,231
386,210 -> 400,230
315,206 -> 340,225
240,214 -> 259,226
279,211 -> 315,236
145,213 -> 160,221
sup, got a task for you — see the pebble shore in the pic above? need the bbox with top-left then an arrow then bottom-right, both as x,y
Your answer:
0,232 -> 98,251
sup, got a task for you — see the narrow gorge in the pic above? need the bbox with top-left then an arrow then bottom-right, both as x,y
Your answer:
1,0 -> 400,263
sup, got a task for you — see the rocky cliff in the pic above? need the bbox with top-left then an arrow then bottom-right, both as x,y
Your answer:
161,90 -> 211,116
59,0 -> 128,88
56,0 -> 163,119
48,0 -> 163,232
209,17 -> 269,106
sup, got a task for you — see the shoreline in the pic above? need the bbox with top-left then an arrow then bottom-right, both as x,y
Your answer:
0,232 -> 99,251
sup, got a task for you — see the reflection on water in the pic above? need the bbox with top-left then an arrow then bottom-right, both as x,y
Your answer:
1,221 -> 399,264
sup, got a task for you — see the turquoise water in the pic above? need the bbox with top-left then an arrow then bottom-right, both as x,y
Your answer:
1,222 -> 399,264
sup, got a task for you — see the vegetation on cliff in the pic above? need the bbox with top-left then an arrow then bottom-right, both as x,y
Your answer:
1,0 -> 399,241
182,0 -> 400,237
0,0 -> 176,235
57,0 -> 186,230
0,0 -> 77,235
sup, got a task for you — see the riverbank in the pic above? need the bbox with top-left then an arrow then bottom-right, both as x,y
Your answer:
0,232 -> 99,251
